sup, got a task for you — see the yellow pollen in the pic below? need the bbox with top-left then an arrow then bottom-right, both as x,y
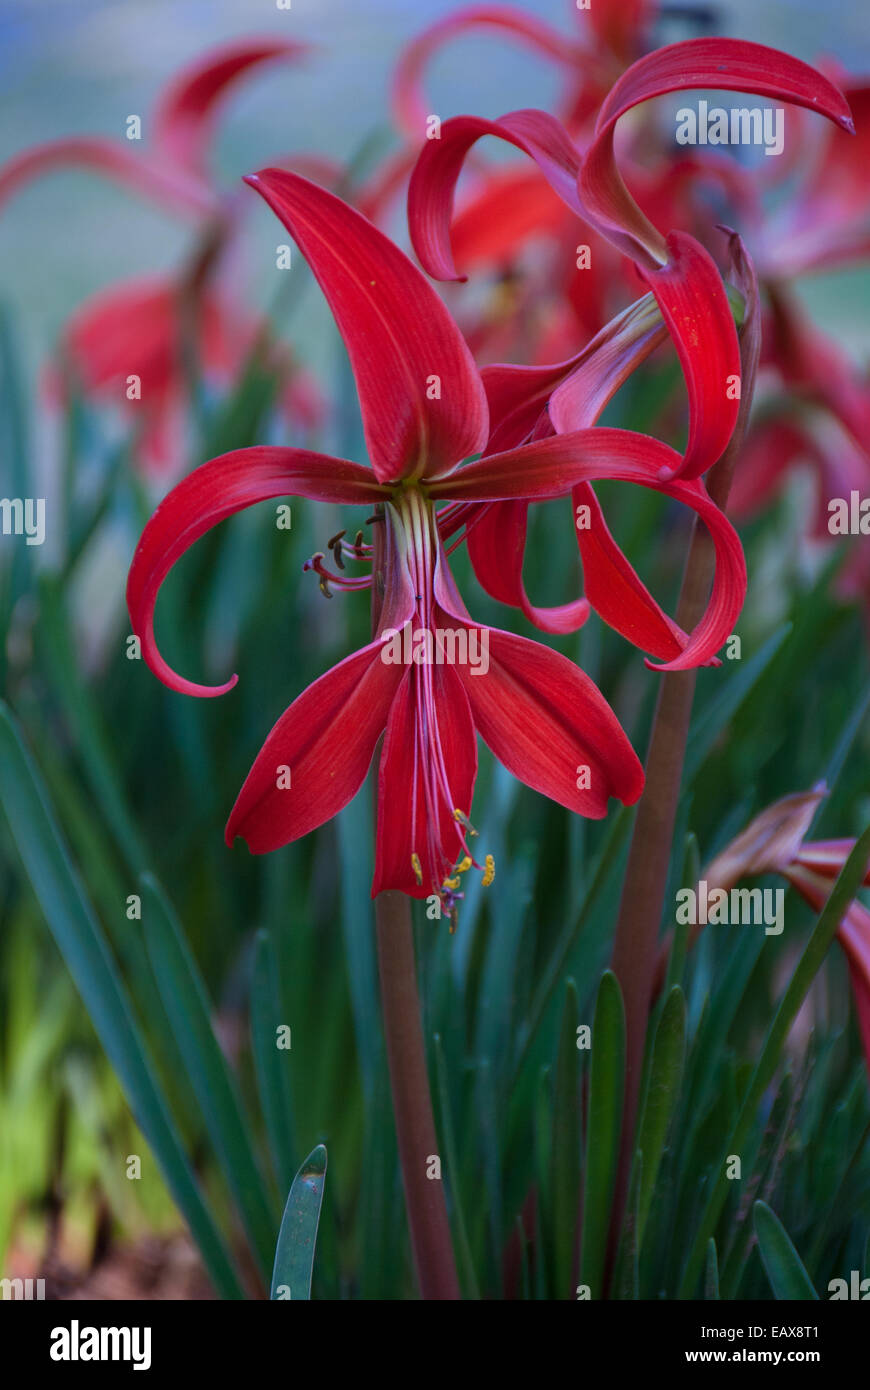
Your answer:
482,854 -> 495,888
442,876 -> 461,891
411,853 -> 423,887
457,856 -> 472,873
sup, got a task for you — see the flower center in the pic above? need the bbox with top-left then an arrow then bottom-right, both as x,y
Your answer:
386,487 -> 492,927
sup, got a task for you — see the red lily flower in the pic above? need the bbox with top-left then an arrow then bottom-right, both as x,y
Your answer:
405,39 -> 850,646
409,40 -> 851,482
701,787 -> 870,1081
0,39 -> 313,474
125,172 -> 742,906
44,272 -> 323,474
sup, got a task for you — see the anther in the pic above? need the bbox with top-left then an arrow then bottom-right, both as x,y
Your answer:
482,854 -> 495,888
411,853 -> 423,887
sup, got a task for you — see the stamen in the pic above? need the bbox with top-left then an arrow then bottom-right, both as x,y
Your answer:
303,550 -> 372,595
453,808 -> 479,837
411,852 -> 423,887
482,854 -> 495,888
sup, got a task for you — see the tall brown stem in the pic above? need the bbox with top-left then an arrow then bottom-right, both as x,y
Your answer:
370,505 -> 461,1301
374,891 -> 461,1299
607,236 -> 760,1277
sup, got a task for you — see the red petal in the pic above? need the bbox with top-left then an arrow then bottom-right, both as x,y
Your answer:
639,231 -> 740,480
586,0 -> 651,63
455,626 -> 643,816
126,447 -> 388,697
449,167 -> 570,273
392,6 -> 582,139
480,288 -> 666,447
152,39 -> 307,179
580,38 -> 854,268
226,644 -> 402,854
372,662 -> 477,898
572,482 -> 687,662
727,418 -> 815,518
0,138 -> 210,216
839,905 -> 870,1083
408,109 -> 582,282
797,842 -> 870,887
465,499 -> 590,634
595,38 -> 854,134
246,168 -> 488,483
431,429 -> 746,669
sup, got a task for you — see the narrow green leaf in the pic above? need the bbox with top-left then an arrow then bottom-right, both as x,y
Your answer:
0,702 -> 243,1299
271,1145 -> 327,1300
678,825 -> 870,1296
636,986 -> 686,1246
705,1239 -> 720,1300
550,980 -> 581,1299
141,874 -> 277,1279
434,1034 -> 480,1299
753,1201 -> 818,1300
251,928 -> 297,1195
579,971 -> 625,1299
614,1152 -> 641,1300
685,622 -> 791,784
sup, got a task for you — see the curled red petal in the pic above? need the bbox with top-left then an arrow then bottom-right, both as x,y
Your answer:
226,644 -> 403,854
408,109 -> 582,282
579,37 -> 854,268
455,626 -> 644,816
572,482 -> 687,662
247,168 -> 488,482
152,38 -> 308,179
449,167 -> 570,274
431,429 -> 746,669
126,447 -> 388,697
465,499 -> 590,634
392,5 -> 582,140
640,231 -> 740,480
0,138 -> 211,217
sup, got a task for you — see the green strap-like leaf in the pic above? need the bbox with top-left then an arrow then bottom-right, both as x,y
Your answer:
636,986 -> 686,1248
271,1145 -> 328,1300
678,825 -> 870,1296
251,928 -> 297,1196
579,970 -> 625,1299
551,979 -> 581,1300
0,702 -> 243,1299
753,1201 -> 818,1300
141,875 -> 278,1280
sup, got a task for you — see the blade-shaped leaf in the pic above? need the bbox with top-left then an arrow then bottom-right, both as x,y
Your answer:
271,1144 -> 328,1300
141,874 -> 278,1279
636,985 -> 686,1246
753,1201 -> 818,1300
579,970 -> 625,1299
0,702 -> 243,1299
